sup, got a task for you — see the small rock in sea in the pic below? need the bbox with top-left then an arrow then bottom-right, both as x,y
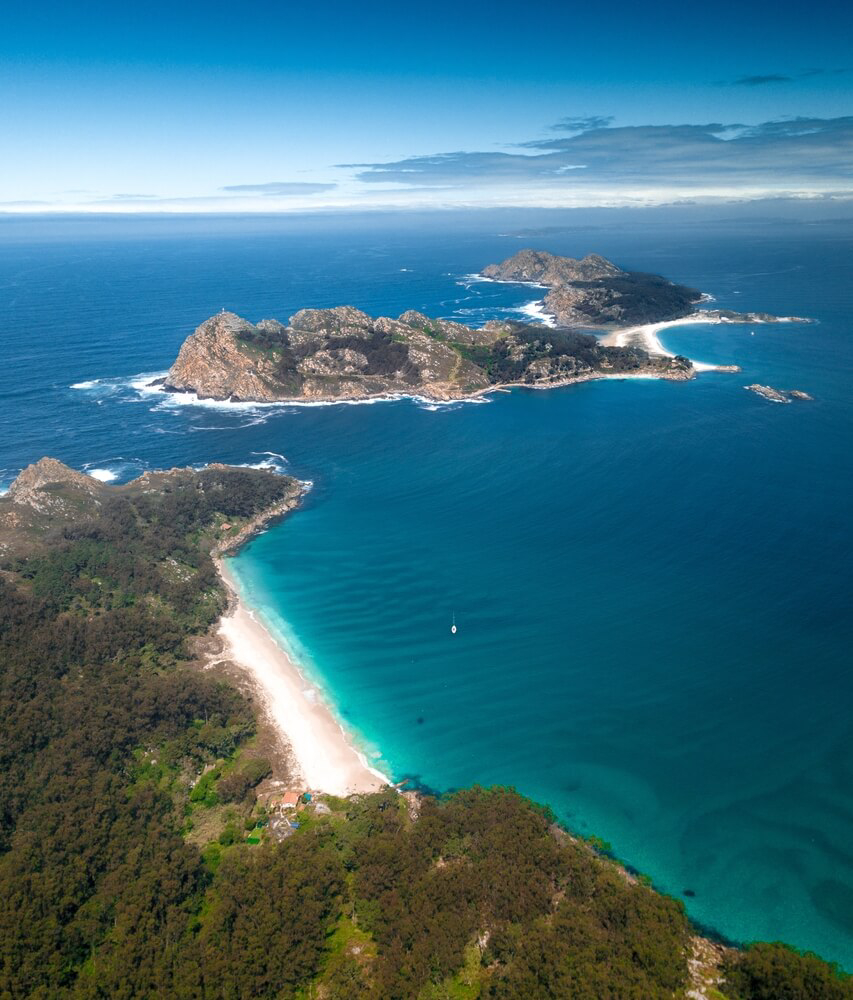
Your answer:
744,383 -> 813,404
683,888 -> 696,897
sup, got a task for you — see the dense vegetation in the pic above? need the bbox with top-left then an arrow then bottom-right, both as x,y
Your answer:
0,464 -> 849,998
566,271 -> 701,325
454,323 -> 675,383
722,943 -> 853,1000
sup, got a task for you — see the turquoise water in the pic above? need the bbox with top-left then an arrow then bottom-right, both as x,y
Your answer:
1,213 -> 851,965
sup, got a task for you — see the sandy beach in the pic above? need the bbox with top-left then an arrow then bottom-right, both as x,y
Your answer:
599,312 -> 727,370
216,559 -> 387,797
598,311 -> 805,373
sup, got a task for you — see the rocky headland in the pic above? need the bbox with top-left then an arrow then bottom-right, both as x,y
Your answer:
0,456 -> 304,562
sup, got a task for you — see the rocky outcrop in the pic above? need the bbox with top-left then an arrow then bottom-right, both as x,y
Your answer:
483,249 -> 622,286
483,250 -> 703,327
160,249 -> 816,406
164,307 -> 493,403
165,312 -> 285,402
1,458 -> 107,559
744,384 -> 813,404
7,457 -> 99,504
708,309 -> 812,325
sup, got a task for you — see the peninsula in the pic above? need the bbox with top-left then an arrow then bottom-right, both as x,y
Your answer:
0,457 -> 381,798
1,457 -> 849,998
158,251 -> 808,405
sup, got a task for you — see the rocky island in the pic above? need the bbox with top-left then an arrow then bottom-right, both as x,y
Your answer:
159,251 -> 809,405
481,249 -> 703,327
162,305 -> 694,403
744,384 -> 814,403
481,249 -> 811,330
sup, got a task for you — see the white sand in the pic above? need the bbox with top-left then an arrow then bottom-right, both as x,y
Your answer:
599,313 -> 737,373
217,561 -> 387,796
599,313 -> 720,357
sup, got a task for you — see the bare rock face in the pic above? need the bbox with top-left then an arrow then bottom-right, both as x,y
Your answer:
161,296 -> 716,406
1,458 -> 104,556
289,306 -> 373,334
164,307 -> 495,403
165,312 -> 284,401
7,457 -> 100,508
398,311 -> 504,347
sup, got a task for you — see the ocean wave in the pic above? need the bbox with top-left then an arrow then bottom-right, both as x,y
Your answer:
517,300 -> 556,328
237,458 -> 289,474
82,456 -> 149,483
251,450 -> 288,464
456,273 -> 548,290
187,414 -> 275,431
71,369 -> 491,418
69,371 -> 168,404
413,395 -> 491,412
444,301 -> 555,329
149,391 -> 279,414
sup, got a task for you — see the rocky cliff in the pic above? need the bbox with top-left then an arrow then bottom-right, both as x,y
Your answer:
163,305 -> 692,404
482,249 -> 703,326
164,306 -> 494,403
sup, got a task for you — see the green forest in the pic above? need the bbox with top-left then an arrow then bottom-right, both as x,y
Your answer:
0,465 -> 850,998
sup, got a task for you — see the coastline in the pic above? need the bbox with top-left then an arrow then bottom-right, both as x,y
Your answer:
213,526 -> 388,798
599,312 -> 729,369
216,558 -> 388,796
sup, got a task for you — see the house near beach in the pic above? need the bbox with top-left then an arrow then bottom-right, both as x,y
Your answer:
267,790 -> 302,812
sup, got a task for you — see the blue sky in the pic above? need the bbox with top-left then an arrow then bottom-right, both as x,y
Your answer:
2,0 -> 851,211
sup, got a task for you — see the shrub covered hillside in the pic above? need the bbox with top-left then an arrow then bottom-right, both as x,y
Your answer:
0,460 -> 850,998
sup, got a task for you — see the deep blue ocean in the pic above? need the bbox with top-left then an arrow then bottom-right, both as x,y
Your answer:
1,211 -> 851,967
